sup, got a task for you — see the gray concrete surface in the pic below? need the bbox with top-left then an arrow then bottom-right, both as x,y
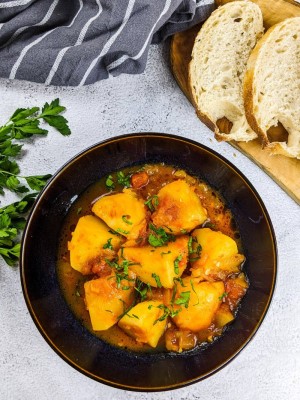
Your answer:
0,42 -> 299,400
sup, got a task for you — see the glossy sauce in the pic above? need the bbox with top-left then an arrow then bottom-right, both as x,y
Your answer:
57,164 -> 245,352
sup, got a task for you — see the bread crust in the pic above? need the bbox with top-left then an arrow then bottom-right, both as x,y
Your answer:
243,18 -> 300,158
189,1 -> 263,142
242,25 -> 280,147
188,16 -> 218,138
215,0 -> 300,28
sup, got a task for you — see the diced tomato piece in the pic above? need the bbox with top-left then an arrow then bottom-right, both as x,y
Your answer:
131,172 -> 149,189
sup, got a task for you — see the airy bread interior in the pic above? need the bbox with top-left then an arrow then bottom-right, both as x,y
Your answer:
189,1 -> 264,142
244,17 -> 300,159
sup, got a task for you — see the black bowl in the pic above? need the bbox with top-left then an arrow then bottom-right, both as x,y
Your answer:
20,133 -> 276,391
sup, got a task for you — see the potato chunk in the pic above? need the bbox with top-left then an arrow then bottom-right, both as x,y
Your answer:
215,304 -> 234,328
152,180 -> 207,234
118,300 -> 167,347
84,272 -> 135,331
173,278 -> 224,332
92,189 -> 147,241
191,228 -> 245,280
68,215 -> 122,274
225,273 -> 248,309
122,236 -> 189,288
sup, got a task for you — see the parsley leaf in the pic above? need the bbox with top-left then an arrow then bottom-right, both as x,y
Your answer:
144,195 -> 159,212
40,99 -> 71,136
103,238 -> 113,250
134,278 -> 151,301
174,254 -> 183,275
148,223 -> 175,247
105,175 -> 114,190
25,174 -> 52,191
116,228 -> 130,235
188,237 -> 202,262
153,304 -> 181,325
0,99 -> 71,266
122,215 -> 133,225
173,277 -> 186,287
152,273 -> 162,288
116,171 -> 131,188
0,193 -> 38,266
219,292 -> 228,301
175,291 -> 191,308
190,279 -> 199,306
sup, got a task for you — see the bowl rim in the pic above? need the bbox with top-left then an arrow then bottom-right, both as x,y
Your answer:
20,132 -> 277,391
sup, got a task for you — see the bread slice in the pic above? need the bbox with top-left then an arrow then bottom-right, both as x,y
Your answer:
244,17 -> 300,159
189,1 -> 264,142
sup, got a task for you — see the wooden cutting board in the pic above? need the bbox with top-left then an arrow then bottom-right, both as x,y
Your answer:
170,0 -> 300,205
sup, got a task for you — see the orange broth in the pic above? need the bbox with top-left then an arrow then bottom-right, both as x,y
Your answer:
57,164 -> 246,353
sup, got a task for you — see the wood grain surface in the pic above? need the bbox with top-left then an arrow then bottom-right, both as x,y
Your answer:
170,0 -> 300,205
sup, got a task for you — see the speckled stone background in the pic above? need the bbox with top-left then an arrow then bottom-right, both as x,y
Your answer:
0,42 -> 299,400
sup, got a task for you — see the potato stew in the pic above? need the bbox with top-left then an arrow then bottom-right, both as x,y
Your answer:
57,164 -> 248,353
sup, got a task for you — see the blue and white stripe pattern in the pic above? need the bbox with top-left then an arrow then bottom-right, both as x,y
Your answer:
0,0 -> 214,86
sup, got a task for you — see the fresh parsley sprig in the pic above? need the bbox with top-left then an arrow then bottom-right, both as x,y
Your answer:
0,99 -> 70,139
0,99 -> 71,266
0,193 -> 37,266
0,99 -> 70,195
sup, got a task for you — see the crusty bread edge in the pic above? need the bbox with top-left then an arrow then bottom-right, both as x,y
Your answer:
188,1 -> 261,142
243,19 -> 297,153
188,13 -> 220,140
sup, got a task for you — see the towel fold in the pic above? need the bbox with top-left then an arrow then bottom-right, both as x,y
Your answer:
0,0 -> 214,86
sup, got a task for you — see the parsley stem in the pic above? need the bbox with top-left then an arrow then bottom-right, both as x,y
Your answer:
0,169 -> 25,178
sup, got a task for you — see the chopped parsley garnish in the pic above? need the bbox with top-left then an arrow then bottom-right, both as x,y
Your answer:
105,257 -> 136,289
171,283 -> 177,305
153,304 -> 180,325
134,279 -> 151,301
105,175 -> 115,190
219,292 -> 228,301
103,238 -> 113,250
144,195 -> 159,212
188,237 -> 202,262
148,223 -> 175,247
161,250 -> 171,256
108,229 -> 122,237
105,258 -> 120,270
190,279 -> 199,306
122,215 -> 133,225
122,260 -> 139,278
77,207 -> 82,215
117,300 -> 136,320
116,228 -> 130,235
175,291 -> 190,308
173,277 -> 185,287
120,285 -> 130,290
188,237 -> 193,254
116,171 -> 131,188
115,272 -> 130,288
204,221 -> 216,230
174,254 -> 183,275
152,273 -> 162,288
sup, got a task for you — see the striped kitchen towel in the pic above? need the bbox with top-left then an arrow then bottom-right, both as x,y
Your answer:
0,0 -> 214,86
